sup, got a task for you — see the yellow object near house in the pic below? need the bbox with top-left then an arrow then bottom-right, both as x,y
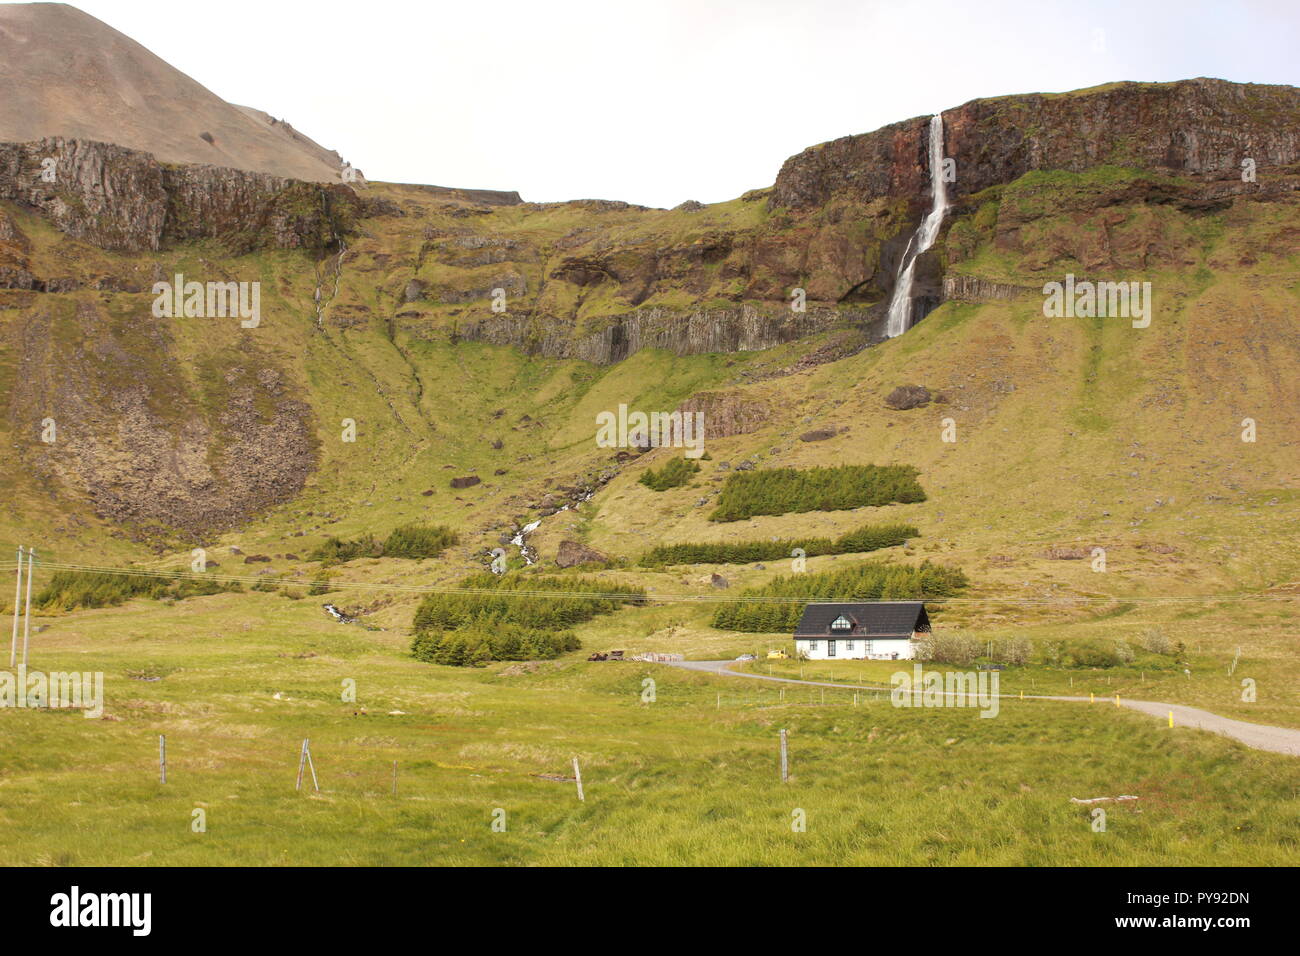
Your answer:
767,649 -> 788,659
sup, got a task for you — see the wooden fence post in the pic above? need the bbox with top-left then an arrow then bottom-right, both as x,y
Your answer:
572,756 -> 584,802
159,734 -> 166,784
779,729 -> 788,783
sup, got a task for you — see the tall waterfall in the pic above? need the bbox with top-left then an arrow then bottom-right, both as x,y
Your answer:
884,113 -> 949,338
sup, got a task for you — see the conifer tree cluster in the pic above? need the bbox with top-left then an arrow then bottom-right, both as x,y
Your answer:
311,523 -> 460,563
712,560 -> 967,632
35,570 -> 239,611
638,458 -> 701,492
411,573 -> 645,666
638,523 -> 918,566
708,465 -> 926,522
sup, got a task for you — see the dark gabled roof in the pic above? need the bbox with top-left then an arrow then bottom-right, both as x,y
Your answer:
793,602 -> 930,638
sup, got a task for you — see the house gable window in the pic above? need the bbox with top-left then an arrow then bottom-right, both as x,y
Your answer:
829,615 -> 852,633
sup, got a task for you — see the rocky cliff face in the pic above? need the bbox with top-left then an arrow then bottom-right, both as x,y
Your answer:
452,304 -> 859,363
0,138 -> 359,252
773,79 -> 1300,211
7,79 -> 1298,331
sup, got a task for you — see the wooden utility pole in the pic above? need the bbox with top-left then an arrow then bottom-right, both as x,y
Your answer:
9,546 -> 22,668
306,741 -> 319,792
296,739 -> 309,791
20,547 -> 34,668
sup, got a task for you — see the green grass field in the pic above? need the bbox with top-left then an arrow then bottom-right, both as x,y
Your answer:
1,588 -> 1298,866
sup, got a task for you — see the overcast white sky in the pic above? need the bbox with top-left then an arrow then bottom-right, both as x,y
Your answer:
72,0 -> 1300,207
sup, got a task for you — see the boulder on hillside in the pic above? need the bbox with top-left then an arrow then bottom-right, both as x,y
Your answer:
403,279 -> 427,302
450,475 -> 481,489
555,539 -> 609,569
800,428 -> 837,442
884,385 -> 932,410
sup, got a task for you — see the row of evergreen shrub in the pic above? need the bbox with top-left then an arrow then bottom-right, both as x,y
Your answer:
414,573 -> 645,632
709,464 -> 926,522
711,560 -> 967,632
411,573 -> 645,666
638,522 -> 918,567
412,619 -> 581,666
311,523 -> 459,563
35,569 -> 239,612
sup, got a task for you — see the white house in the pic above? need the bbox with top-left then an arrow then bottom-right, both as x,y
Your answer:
793,602 -> 931,660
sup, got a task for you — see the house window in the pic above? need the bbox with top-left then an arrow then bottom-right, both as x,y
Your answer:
827,640 -> 837,657
866,641 -> 874,655
830,615 -> 852,632
808,641 -> 819,651
844,641 -> 854,652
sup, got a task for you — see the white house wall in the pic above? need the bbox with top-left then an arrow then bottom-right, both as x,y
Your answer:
795,637 -> 916,660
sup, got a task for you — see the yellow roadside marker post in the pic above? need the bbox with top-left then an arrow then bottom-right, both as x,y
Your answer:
1168,710 -> 1174,728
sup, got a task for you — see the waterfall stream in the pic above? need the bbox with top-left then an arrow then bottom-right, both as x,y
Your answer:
885,113 -> 949,338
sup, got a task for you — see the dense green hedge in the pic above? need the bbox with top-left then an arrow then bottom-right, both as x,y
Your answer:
709,464 -> 926,522
414,573 -> 644,632
412,620 -> 581,666
310,534 -> 381,563
382,523 -> 460,558
711,559 -> 967,632
311,523 -> 459,563
638,458 -> 701,491
639,523 -> 918,567
35,570 -> 239,611
411,573 -> 644,665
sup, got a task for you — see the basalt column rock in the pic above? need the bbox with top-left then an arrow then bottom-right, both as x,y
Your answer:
0,138 -> 360,252
771,79 -> 1300,213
